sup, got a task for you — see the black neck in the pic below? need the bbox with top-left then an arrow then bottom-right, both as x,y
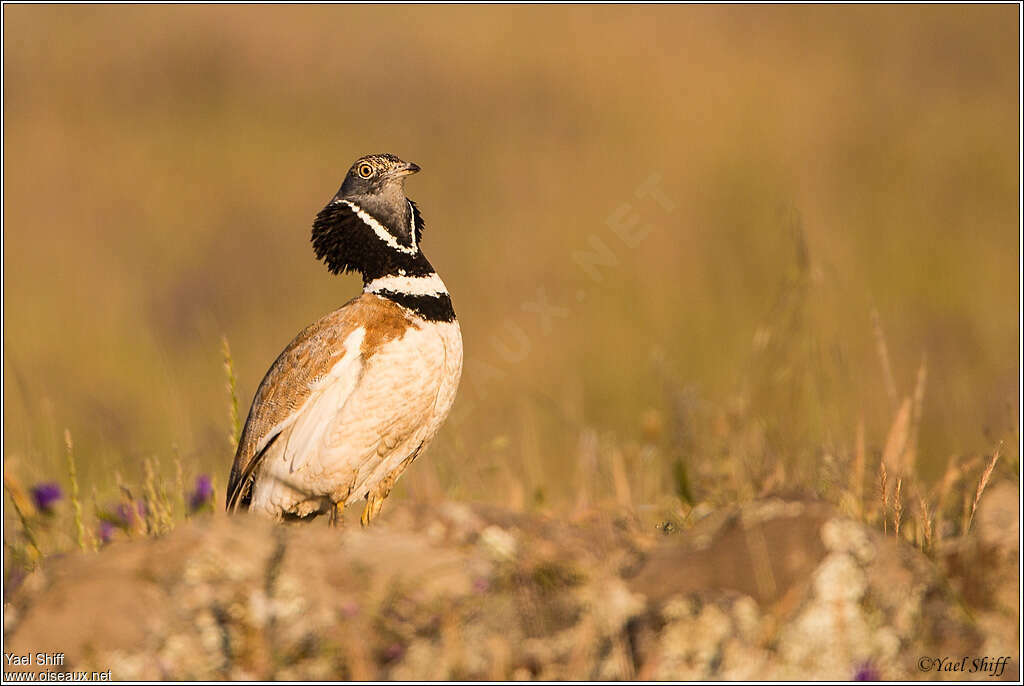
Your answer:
311,198 -> 455,323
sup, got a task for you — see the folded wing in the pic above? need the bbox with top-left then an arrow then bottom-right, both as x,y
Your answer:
226,301 -> 368,512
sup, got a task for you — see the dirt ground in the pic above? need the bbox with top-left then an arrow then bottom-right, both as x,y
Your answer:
4,487 -> 1018,680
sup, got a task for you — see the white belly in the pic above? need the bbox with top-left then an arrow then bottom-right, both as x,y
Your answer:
250,318 -> 463,518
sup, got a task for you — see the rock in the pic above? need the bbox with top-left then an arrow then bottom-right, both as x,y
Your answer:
2,499 -> 1016,680
936,481 -> 1020,680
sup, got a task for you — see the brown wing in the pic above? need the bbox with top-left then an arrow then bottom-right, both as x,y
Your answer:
225,293 -> 414,512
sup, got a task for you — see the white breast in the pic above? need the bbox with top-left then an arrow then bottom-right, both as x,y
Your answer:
421,319 -> 464,444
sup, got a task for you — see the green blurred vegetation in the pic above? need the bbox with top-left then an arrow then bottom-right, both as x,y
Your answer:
3,6 -> 1018,521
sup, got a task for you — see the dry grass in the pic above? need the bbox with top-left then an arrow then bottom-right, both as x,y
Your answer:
64,429 -> 86,551
2,6 -> 1019,565
221,336 -> 242,454
966,443 -> 1002,535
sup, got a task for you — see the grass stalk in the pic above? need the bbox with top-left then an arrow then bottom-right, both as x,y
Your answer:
65,429 -> 87,551
893,477 -> 903,538
222,335 -> 242,453
4,476 -> 42,563
965,443 -> 1002,534
853,417 -> 865,517
917,495 -> 933,552
143,456 -> 171,535
877,459 -> 889,534
870,308 -> 898,410
174,456 -> 186,519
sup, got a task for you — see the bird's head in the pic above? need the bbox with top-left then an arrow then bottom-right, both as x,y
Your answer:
336,153 -> 420,198
330,154 -> 421,237
313,153 -> 428,281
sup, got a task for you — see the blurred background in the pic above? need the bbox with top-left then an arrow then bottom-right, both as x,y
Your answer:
3,6 -> 1018,519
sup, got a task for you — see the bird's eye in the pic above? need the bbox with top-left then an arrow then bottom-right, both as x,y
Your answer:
357,163 -> 374,179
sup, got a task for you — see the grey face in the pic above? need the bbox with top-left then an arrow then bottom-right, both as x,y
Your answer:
337,153 -> 420,198
332,154 -> 421,245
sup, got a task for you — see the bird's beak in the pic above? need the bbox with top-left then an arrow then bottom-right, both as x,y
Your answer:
390,161 -> 421,178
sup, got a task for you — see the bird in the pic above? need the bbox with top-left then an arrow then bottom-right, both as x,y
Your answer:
225,153 -> 463,526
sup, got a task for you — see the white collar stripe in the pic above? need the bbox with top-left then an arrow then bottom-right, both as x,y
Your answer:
339,200 -> 418,255
365,273 -> 448,297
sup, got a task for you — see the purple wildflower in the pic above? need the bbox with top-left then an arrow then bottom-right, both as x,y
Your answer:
853,661 -> 880,681
5,566 -> 27,600
97,520 -> 115,545
99,501 -> 139,532
114,502 -> 137,528
382,642 -> 405,663
30,483 -> 63,514
188,474 -> 214,513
